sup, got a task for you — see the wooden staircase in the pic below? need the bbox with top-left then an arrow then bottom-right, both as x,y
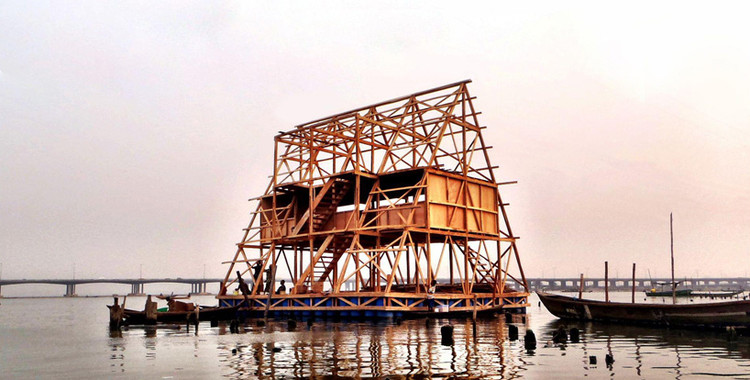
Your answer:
291,176 -> 352,236
467,247 -> 495,285
314,235 -> 354,286
310,177 -> 352,231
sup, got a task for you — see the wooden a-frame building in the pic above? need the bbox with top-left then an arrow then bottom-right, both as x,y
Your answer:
218,80 -> 529,317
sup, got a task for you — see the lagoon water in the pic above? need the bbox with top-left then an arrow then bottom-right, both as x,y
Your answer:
2,292 -> 750,379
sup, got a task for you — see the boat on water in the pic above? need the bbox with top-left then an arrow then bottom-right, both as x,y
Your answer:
108,295 -> 239,327
119,304 -> 239,325
645,289 -> 693,297
537,291 -> 750,328
645,282 -> 693,297
692,290 -> 744,298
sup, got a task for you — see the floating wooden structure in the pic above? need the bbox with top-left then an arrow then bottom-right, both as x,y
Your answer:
217,80 -> 529,318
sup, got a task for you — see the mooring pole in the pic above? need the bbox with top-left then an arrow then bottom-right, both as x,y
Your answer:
578,273 -> 584,299
604,261 -> 609,302
264,248 -> 277,324
670,213 -> 676,305
632,263 -> 636,303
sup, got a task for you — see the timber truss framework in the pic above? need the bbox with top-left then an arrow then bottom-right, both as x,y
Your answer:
218,80 -> 529,314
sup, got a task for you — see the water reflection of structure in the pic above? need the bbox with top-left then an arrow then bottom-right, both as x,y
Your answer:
219,317 -> 531,379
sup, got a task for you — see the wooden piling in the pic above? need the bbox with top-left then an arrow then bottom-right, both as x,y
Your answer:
441,325 -> 454,346
508,324 -> 519,341
570,327 -> 580,343
524,329 -> 536,350
578,273 -> 584,299
144,295 -> 158,325
604,261 -> 609,303
632,263 -> 636,303
108,296 -> 124,329
671,213 -> 676,305
472,294 -> 478,321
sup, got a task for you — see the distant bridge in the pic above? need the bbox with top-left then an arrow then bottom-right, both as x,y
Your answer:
3,277 -> 749,297
519,277 -> 750,292
0,278 -> 224,297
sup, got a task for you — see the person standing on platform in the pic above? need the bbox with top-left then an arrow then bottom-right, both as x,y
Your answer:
276,280 -> 287,294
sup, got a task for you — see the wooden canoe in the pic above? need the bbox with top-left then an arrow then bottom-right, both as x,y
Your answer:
121,305 -> 239,325
645,289 -> 693,297
537,291 -> 750,328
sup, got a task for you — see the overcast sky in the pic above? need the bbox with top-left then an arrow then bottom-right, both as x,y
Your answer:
2,1 -> 750,281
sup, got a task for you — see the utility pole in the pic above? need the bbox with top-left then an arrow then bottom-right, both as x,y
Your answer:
604,261 -> 609,302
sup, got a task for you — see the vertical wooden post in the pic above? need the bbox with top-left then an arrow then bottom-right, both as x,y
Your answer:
273,138 -> 280,236
406,248 -> 411,289
427,233 -> 433,287
264,246 -> 276,323
472,294 -> 478,320
463,238 -> 469,295
578,273 -> 584,299
309,239 -> 314,287
376,234 -> 381,291
293,245 -> 298,284
449,242 -> 454,285
355,174 -> 361,292
631,263 -> 636,303
604,261 -> 609,303
670,213 -> 676,305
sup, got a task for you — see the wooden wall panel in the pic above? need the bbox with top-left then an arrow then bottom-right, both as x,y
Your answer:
447,177 -> 462,203
482,212 -> 497,233
426,171 -> 503,234
467,209 -> 479,231
481,186 -> 496,211
430,204 -> 448,228
328,210 -> 355,231
448,207 -> 465,230
428,175 -> 447,202
467,183 -> 480,207
379,205 -> 427,228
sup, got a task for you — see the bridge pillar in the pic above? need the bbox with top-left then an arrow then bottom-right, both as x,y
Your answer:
189,282 -> 209,294
64,283 -> 77,297
129,283 -> 144,296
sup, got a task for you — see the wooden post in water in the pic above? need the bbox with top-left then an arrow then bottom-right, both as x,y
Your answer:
604,261 -> 609,302
671,213 -> 676,305
632,263 -> 636,303
578,273 -> 584,299
264,247 -> 277,324
472,294 -> 478,321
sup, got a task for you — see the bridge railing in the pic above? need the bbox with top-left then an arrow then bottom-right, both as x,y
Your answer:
0,278 -> 224,297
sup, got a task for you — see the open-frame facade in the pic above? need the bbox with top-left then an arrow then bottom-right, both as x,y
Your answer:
218,80 -> 529,318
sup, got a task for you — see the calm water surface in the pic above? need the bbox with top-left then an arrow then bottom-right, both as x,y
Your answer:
2,292 -> 750,379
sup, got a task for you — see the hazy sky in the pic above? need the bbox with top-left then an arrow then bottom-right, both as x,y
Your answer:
2,1 -> 750,281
